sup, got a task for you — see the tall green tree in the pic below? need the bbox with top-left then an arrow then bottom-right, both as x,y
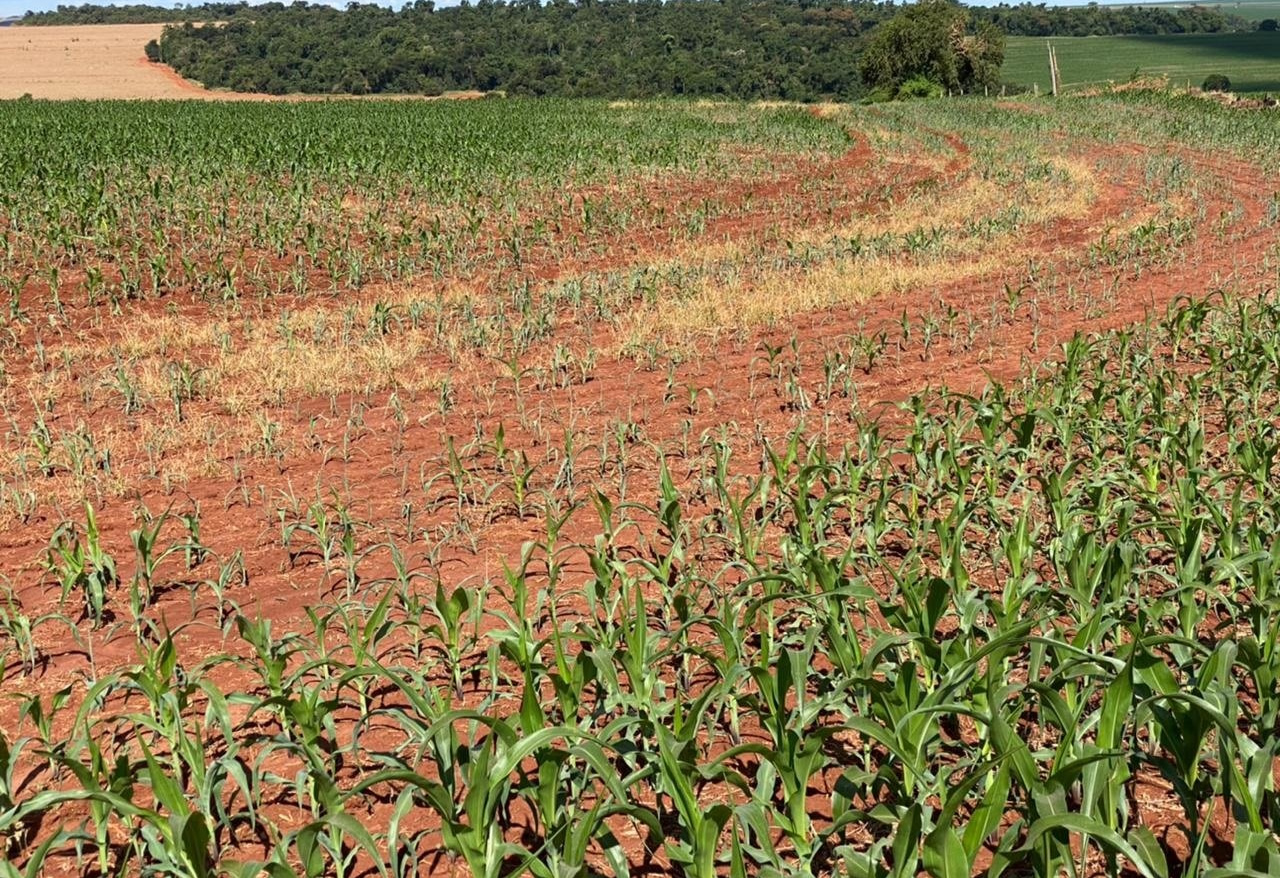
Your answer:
133,0 -> 1239,99
859,0 -> 1005,97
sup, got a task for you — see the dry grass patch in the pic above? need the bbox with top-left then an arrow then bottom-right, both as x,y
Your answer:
616,156 -> 1103,347
622,254 -> 1011,347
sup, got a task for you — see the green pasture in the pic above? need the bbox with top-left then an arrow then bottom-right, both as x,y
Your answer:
1003,31 -> 1280,93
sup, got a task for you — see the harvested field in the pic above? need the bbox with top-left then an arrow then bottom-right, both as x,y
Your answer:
0,24 -> 199,99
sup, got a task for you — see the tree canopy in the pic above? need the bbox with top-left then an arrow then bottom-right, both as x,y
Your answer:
153,0 -> 888,100
62,0 -> 1248,100
860,0 -> 1004,97
974,2 -> 1249,36
23,2 -> 244,24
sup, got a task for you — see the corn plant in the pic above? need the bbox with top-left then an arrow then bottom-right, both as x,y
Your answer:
46,503 -> 117,629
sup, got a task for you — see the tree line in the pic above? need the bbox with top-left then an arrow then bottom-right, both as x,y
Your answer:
23,2 -> 251,24
25,0 -> 1254,37
979,2 -> 1249,36
25,0 -> 1253,100
148,0 -> 892,99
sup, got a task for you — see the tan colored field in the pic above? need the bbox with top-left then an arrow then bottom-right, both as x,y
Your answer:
0,23 -> 216,99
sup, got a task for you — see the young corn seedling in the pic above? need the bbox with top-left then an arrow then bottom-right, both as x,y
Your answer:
46,503 -> 118,629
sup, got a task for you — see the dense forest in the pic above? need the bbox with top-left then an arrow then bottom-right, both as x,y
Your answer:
24,1 -> 1253,99
149,0 -> 883,99
22,2 -> 245,23
142,1 -> 1250,99
24,0 -> 1255,36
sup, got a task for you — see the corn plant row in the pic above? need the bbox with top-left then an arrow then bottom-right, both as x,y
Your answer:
0,100 -> 848,314
1,290 -> 1277,877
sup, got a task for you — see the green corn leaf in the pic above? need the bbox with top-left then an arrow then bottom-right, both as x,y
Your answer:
1020,813 -> 1161,878
1098,654 -> 1134,751
962,764 -> 1011,859
179,810 -> 213,877
1127,826 -> 1169,878
890,803 -> 922,878
294,812 -> 388,878
140,739 -> 189,818
922,826 -> 968,878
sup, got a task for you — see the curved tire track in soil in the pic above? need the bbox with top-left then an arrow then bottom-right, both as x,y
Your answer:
0,118 -> 978,678
3,124 -> 1270,629
0,118 -> 1274,742
0,113 -> 1276,878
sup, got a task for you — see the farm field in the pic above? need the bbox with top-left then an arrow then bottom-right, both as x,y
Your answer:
0,24 -> 207,100
1003,31 -> 1280,93
1,92 -> 1280,877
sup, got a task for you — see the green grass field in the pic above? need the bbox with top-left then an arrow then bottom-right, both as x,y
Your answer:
1003,31 -> 1280,93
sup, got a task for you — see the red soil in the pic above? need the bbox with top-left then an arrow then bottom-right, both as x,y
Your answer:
0,112 -> 1274,875
2,118 -> 1271,693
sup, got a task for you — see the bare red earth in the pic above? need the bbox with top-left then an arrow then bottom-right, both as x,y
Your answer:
0,108 -> 1275,875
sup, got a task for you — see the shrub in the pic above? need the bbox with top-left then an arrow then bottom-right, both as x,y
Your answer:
1260,18 -> 1277,31
897,75 -> 945,99
1202,73 -> 1231,92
